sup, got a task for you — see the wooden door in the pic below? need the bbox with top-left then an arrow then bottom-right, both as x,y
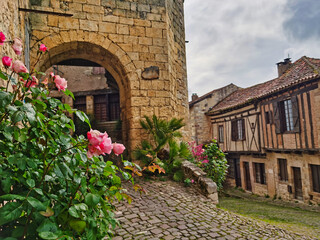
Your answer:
293,167 -> 303,200
244,162 -> 252,191
234,159 -> 241,187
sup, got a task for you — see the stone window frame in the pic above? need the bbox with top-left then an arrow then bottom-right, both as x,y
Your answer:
254,162 -> 266,185
310,164 -> 320,193
278,158 -> 288,182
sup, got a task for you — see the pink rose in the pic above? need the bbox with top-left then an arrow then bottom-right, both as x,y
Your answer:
39,44 -> 48,52
87,129 -> 115,158
12,60 -> 29,73
113,143 -> 125,156
202,159 -> 209,164
2,56 -> 12,67
24,76 -> 38,88
54,75 -> 67,91
99,136 -> 113,155
12,38 -> 23,55
0,32 -> 5,45
87,129 -> 105,146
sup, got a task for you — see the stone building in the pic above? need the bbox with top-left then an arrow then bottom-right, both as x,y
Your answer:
0,0 -> 189,151
189,84 -> 240,144
207,57 -> 320,204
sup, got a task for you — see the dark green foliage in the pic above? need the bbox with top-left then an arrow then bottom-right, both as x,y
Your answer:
135,115 -> 190,177
202,139 -> 229,191
0,68 -> 133,239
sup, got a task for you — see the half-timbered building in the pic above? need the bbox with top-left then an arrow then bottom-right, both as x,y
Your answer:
207,56 -> 320,204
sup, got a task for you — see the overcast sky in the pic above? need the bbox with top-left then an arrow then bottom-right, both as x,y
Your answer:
184,0 -> 320,99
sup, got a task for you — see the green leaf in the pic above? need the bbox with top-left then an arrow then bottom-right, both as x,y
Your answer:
0,202 -> 23,226
37,219 -> 58,233
64,89 -> 74,100
1,178 -> 11,193
0,194 -> 25,201
27,197 -> 46,211
85,193 -> 100,207
12,111 -> 25,123
39,206 -> 54,217
69,220 -> 86,233
38,232 -> 59,240
0,71 -> 8,80
74,203 -> 88,211
34,188 -> 44,195
68,206 -> 80,218
26,179 -> 35,188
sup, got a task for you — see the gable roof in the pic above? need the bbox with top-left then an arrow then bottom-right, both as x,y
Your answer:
207,56 -> 320,115
189,83 -> 240,107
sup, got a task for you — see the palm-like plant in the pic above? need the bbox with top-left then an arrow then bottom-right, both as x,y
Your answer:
139,115 -> 184,154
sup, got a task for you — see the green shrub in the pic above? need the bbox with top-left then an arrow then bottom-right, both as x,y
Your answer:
0,40 -> 134,239
202,139 -> 229,191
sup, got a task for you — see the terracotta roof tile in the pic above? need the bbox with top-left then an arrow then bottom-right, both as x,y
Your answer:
208,56 -> 320,114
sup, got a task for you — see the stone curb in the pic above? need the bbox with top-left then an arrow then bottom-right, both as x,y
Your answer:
181,160 -> 219,204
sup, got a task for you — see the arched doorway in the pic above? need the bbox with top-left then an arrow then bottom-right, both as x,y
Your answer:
34,41 -> 134,147
46,59 -> 122,142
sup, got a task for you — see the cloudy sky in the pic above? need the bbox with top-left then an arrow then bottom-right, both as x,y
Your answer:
184,0 -> 320,99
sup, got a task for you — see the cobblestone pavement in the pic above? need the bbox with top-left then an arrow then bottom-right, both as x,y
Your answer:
113,180 -> 315,240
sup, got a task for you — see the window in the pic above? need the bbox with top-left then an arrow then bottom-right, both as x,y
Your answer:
94,94 -> 120,122
108,93 -> 120,121
278,159 -> 288,181
254,163 -> 266,184
231,119 -> 245,141
265,111 -> 273,124
310,164 -> 320,193
74,96 -> 86,113
273,97 -> 299,133
218,125 -> 224,143
94,95 -> 108,121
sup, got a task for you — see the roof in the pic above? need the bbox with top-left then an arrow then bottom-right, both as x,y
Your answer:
189,83 -> 240,107
207,56 -> 320,115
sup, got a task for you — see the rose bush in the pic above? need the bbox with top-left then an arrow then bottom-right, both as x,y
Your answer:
0,32 -> 136,239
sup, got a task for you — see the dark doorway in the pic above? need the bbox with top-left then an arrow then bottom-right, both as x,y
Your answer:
293,167 -> 303,200
244,162 -> 252,191
234,159 -> 241,187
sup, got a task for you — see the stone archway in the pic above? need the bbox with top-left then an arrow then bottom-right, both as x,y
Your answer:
30,33 -> 138,149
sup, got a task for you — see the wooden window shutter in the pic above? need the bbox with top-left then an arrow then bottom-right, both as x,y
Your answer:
273,102 -> 281,134
241,119 -> 246,140
231,120 -> 237,141
291,96 -> 300,133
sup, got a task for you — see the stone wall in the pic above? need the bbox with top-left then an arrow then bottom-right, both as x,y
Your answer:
23,0 -> 189,151
0,0 -> 30,87
0,0 -> 189,151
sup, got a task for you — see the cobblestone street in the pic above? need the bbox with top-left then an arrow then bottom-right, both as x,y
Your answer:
113,180 -> 315,240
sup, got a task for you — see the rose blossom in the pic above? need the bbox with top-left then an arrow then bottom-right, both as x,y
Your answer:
54,75 -> 67,91
0,32 -> 5,45
24,76 -> 38,88
12,60 -> 29,73
39,44 -> 48,52
113,143 -> 125,156
87,129 -> 113,158
99,135 -> 113,155
12,38 -> 23,55
2,56 -> 12,67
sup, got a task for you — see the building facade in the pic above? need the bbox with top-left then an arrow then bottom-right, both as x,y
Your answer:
189,84 -> 240,145
0,0 -> 189,151
207,57 -> 320,204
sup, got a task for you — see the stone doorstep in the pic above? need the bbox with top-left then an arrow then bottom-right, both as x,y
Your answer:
181,161 -> 219,204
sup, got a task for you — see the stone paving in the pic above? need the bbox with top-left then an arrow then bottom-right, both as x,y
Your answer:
113,180 -> 315,240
